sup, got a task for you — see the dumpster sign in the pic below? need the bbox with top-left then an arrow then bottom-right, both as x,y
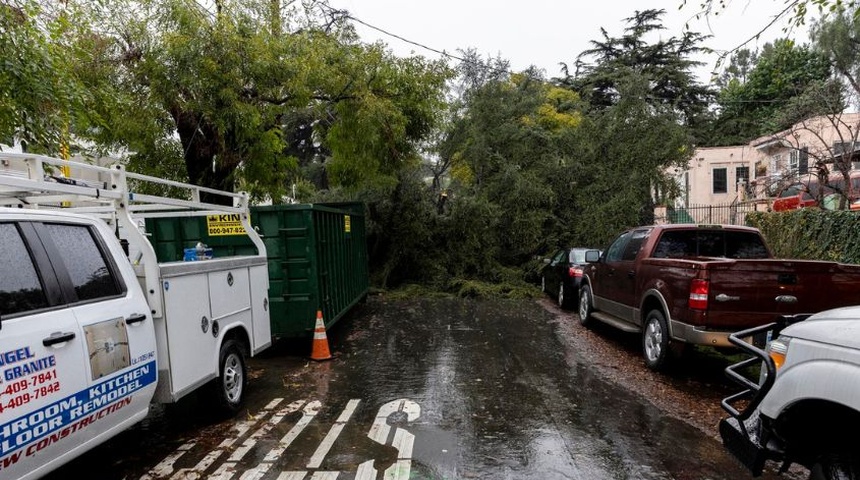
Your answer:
206,214 -> 247,236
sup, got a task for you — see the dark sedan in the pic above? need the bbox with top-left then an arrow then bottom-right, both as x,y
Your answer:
541,247 -> 597,310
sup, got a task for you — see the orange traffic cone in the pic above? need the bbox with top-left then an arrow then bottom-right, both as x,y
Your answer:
310,310 -> 332,361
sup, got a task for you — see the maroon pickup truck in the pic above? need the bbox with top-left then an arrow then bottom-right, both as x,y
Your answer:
578,224 -> 860,370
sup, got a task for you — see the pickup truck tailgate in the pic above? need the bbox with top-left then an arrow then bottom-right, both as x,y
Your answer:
693,259 -> 860,330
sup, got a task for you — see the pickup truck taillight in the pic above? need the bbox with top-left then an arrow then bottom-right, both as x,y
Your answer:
568,267 -> 583,278
689,279 -> 709,310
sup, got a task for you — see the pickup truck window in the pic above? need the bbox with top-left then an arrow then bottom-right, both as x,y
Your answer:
652,230 -> 769,259
621,229 -> 650,261
605,232 -> 632,262
43,223 -> 122,301
0,223 -> 49,315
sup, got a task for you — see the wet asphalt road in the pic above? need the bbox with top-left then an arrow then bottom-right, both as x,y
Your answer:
42,296 -> 785,480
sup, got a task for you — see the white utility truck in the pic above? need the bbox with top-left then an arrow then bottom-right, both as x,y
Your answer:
0,153 -> 271,480
720,309 -> 860,480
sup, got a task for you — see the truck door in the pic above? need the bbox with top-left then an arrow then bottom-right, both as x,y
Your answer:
0,222 -> 88,479
593,228 -> 650,322
37,221 -> 157,443
0,218 -> 158,480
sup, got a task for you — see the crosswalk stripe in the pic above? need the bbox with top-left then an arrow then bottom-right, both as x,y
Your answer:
307,399 -> 360,469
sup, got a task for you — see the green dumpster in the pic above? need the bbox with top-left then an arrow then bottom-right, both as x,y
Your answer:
145,202 -> 369,339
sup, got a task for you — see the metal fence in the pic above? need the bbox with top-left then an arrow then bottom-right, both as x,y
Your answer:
665,202 -> 760,226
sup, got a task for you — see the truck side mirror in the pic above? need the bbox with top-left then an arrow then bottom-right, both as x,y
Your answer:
585,250 -> 601,262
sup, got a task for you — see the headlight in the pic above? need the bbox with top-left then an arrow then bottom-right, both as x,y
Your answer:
767,336 -> 792,370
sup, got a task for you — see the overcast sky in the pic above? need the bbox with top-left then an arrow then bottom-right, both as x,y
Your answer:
329,0 -> 811,85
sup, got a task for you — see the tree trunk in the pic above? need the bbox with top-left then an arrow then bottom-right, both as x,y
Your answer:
173,108 -> 235,205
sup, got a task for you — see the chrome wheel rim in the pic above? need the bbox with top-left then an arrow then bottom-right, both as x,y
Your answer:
558,284 -> 564,306
645,319 -> 663,362
578,289 -> 588,319
223,352 -> 243,403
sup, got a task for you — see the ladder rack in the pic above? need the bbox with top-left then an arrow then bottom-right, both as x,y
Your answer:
0,152 -> 266,320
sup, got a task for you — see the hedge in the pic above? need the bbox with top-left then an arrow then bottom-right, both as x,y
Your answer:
746,209 -> 860,264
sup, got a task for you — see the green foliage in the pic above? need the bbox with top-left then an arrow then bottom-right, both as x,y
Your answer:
435,194 -> 504,279
567,76 -> 694,248
0,1 -> 97,152
29,0 -> 453,203
708,39 -> 837,146
448,278 -> 540,300
811,6 -> 860,107
563,9 -> 715,143
747,209 -> 860,263
384,278 -> 540,300
3,1 -> 736,299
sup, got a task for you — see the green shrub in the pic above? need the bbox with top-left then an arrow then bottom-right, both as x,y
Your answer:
747,209 -> 860,264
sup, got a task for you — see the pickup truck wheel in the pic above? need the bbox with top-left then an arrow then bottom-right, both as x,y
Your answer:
643,310 -> 670,371
215,338 -> 247,415
809,454 -> 860,480
578,285 -> 593,327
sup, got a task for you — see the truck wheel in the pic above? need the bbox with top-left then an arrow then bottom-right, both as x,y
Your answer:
578,285 -> 593,327
809,454 -> 860,480
215,338 -> 247,415
643,310 -> 670,371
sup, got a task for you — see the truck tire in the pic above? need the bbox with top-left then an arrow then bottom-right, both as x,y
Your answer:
809,455 -> 860,480
215,338 -> 247,415
578,285 -> 593,327
643,310 -> 670,371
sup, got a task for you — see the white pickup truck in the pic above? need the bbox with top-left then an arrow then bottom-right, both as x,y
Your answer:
719,308 -> 860,480
0,153 -> 271,480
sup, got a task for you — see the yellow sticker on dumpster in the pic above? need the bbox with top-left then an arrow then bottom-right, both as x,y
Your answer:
344,215 -> 351,233
207,214 -> 247,236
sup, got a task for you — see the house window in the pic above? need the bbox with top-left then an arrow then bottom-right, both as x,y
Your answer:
713,168 -> 727,194
736,167 -> 749,186
770,154 -> 782,175
789,150 -> 799,172
833,141 -> 860,155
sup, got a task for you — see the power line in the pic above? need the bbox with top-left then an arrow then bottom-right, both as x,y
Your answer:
316,4 -> 516,78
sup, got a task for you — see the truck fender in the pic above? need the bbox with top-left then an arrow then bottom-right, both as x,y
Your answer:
580,275 -> 593,300
760,360 -> 860,420
213,325 -> 251,367
639,289 -> 673,335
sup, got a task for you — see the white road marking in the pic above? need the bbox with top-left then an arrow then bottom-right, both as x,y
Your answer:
355,460 -> 377,480
391,428 -> 416,462
166,398 -> 284,480
141,398 -> 420,480
237,400 -> 322,479
383,460 -> 412,480
310,472 -> 340,480
307,399 -> 361,469
264,400 -> 322,462
278,472 -> 307,480
276,470 -> 338,480
359,399 -> 421,480
212,400 -> 307,480
139,442 -> 196,480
